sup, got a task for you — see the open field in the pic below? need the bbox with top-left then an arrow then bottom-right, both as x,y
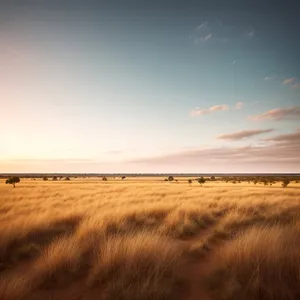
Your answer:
0,177 -> 300,300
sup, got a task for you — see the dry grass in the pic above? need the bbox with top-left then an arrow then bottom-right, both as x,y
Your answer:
0,177 -> 299,300
209,225 -> 300,300
87,231 -> 185,300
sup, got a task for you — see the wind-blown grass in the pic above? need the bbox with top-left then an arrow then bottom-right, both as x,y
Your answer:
0,177 -> 299,300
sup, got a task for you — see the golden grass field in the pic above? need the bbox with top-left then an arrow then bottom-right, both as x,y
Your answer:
0,177 -> 300,300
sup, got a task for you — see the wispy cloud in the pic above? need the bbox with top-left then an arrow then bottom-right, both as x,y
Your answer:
264,76 -> 300,88
282,77 -> 300,88
235,102 -> 244,109
105,150 -> 123,155
192,19 -> 255,45
191,102 -> 244,117
191,104 -> 229,116
194,21 -> 212,44
194,33 -> 212,43
246,28 -> 255,37
282,77 -> 296,85
264,76 -> 276,81
204,33 -> 212,41
248,106 -> 300,121
292,83 -> 300,89
218,129 -> 273,141
264,129 -> 300,142
6,158 -> 97,164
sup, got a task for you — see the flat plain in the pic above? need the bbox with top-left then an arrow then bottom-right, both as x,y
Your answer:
0,177 -> 300,300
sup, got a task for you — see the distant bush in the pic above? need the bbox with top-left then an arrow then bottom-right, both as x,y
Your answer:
5,176 -> 20,188
65,177 -> 70,181
282,179 -> 290,188
43,177 -> 48,181
211,176 -> 216,181
168,176 -> 174,182
52,176 -> 58,181
198,177 -> 206,185
188,179 -> 192,184
122,176 -> 126,180
102,177 -> 108,181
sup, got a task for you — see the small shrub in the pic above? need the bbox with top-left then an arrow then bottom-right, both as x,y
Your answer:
282,179 -> 290,188
102,177 -> 108,181
43,177 -> 48,181
168,176 -> 174,182
5,176 -> 20,188
198,177 -> 205,185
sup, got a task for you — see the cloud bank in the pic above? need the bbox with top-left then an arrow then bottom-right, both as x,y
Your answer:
191,104 -> 229,116
282,77 -> 300,88
282,78 -> 296,85
129,130 -> 300,172
192,19 -> 255,45
235,102 -> 244,109
264,129 -> 300,142
248,107 -> 300,121
218,129 -> 273,141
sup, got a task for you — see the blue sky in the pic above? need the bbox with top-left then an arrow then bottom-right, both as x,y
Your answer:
1,0 -> 299,173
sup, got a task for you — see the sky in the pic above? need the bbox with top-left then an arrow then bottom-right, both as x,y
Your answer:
1,0 -> 300,173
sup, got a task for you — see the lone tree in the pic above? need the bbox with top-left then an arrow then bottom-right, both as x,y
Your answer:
168,176 -> 174,181
198,177 -> 206,186
52,176 -> 58,181
282,179 -> 290,188
121,176 -> 126,180
65,177 -> 71,181
5,176 -> 20,188
102,176 -> 107,181
188,179 -> 192,184
43,176 -> 48,181
210,176 -> 216,181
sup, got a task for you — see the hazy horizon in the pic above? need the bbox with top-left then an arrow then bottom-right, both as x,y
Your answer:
1,0 -> 299,173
